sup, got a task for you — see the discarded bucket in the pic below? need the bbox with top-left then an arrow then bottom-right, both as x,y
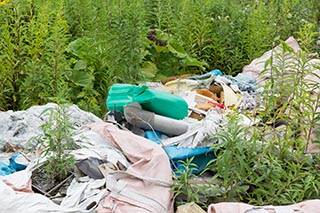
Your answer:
106,84 -> 188,120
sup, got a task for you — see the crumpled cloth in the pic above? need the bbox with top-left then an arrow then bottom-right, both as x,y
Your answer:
225,73 -> 257,92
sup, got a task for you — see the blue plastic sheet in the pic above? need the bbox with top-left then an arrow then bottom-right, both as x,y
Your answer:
144,131 -> 215,175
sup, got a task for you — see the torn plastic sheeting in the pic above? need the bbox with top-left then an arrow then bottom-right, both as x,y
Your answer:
75,157 -> 107,179
124,102 -> 188,136
0,180 -> 82,213
207,200 -> 320,213
237,91 -> 261,111
61,177 -> 108,211
187,69 -> 223,80
0,165 -> 83,213
71,127 -> 130,169
225,73 -> 257,92
0,103 -> 102,148
242,36 -> 301,84
0,162 -> 15,176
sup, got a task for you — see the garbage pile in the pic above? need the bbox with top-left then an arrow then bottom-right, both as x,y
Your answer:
0,37 -> 320,212
105,68 -> 260,174
0,103 -> 174,212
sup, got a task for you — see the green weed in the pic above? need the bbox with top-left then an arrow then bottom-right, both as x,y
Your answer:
30,105 -> 76,181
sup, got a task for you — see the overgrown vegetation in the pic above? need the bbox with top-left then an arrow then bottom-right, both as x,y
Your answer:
0,0 -> 319,116
173,38 -> 320,209
1,0 -> 320,209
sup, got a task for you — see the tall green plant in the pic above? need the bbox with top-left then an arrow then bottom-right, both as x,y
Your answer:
172,157 -> 208,208
243,0 -> 276,60
175,0 -> 213,63
31,105 -> 76,181
173,113 -> 320,207
0,0 -> 71,110
204,0 -> 249,74
104,0 -> 148,83
0,0 -> 30,110
36,0 -> 70,104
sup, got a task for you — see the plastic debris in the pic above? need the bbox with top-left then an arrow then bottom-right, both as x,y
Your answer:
220,82 -> 243,108
124,102 -> 188,136
0,152 -> 29,176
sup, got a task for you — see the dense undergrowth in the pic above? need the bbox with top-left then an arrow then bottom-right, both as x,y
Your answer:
1,0 -> 320,209
0,0 -> 319,116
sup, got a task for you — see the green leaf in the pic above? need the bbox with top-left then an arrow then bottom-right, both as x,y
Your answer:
71,70 -> 94,87
184,56 -> 208,70
155,45 -> 168,53
167,42 -> 187,58
67,37 -> 94,58
141,61 -> 158,78
73,60 -> 87,70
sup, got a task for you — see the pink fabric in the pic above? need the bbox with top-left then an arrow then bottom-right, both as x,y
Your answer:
87,122 -> 174,213
207,200 -> 320,213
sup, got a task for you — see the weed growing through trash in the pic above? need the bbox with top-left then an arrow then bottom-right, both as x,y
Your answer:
172,157 -> 208,208
172,37 -> 320,208
31,105 -> 76,181
173,113 -> 320,208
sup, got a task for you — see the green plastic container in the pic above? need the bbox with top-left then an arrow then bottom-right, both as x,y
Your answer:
106,84 -> 188,120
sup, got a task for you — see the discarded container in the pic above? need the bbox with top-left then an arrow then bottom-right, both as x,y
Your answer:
106,84 -> 188,120
124,102 -> 188,136
144,130 -> 215,175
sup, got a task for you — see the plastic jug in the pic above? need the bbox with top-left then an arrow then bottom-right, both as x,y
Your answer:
106,84 -> 188,120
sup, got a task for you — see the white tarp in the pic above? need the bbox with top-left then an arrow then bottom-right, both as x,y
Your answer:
0,103 -> 102,148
